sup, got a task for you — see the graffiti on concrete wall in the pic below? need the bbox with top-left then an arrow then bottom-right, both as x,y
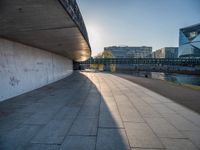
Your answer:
9,76 -> 20,86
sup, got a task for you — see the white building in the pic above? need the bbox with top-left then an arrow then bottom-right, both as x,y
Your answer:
104,46 -> 152,58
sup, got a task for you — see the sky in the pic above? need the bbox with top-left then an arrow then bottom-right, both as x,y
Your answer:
77,0 -> 200,56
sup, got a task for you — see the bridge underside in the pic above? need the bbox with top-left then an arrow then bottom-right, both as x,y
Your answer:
0,0 -> 91,101
0,0 -> 90,61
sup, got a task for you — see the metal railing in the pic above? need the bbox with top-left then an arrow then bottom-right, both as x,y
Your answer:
59,0 -> 89,44
80,58 -> 200,66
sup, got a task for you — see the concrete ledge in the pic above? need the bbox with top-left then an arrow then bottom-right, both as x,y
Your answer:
0,0 -> 90,61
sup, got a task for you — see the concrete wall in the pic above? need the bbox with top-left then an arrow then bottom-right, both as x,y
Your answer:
0,38 -> 73,101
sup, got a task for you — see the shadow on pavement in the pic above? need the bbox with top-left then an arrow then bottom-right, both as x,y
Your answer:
0,71 -> 130,150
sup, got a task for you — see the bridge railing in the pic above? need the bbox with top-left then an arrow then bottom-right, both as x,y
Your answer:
59,0 -> 90,44
80,58 -> 200,66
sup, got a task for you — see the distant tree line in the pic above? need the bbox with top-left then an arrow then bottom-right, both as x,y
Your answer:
90,51 -> 116,72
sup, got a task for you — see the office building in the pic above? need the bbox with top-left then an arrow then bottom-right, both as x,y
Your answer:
104,46 -> 152,58
178,23 -> 200,57
153,47 -> 178,58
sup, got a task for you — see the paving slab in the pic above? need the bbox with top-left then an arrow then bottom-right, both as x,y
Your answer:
0,125 -> 40,150
68,117 -> 98,136
31,119 -> 74,144
99,114 -> 124,128
78,106 -> 99,117
124,122 -> 163,149
118,107 -> 144,122
114,95 -> 144,122
161,138 -> 199,150
177,109 -> 200,127
60,136 -> 96,150
100,98 -> 118,113
165,102 -> 189,112
162,113 -> 200,131
96,128 -> 130,150
131,148 -> 165,150
52,107 -> 80,120
84,93 -> 101,107
99,97 -> 124,128
127,96 -> 162,118
23,112 -> 55,125
150,103 -> 177,114
145,118 -> 184,138
141,96 -> 163,104
0,112 -> 32,134
182,131 -> 200,149
25,144 -> 60,150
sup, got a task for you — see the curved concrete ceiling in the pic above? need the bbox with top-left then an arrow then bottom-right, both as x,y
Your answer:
0,0 -> 91,61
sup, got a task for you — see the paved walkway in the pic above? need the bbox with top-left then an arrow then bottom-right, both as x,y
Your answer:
116,73 -> 200,114
0,71 -> 200,150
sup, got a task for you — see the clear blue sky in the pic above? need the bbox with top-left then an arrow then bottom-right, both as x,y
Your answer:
77,0 -> 200,56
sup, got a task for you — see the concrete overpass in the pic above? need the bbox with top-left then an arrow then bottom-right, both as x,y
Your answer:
0,0 -> 91,101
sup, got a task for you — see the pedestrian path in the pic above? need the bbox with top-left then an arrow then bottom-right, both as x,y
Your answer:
0,71 -> 200,150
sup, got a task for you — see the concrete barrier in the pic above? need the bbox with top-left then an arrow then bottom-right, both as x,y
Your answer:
0,38 -> 72,101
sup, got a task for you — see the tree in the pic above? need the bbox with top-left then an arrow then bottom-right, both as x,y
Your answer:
91,50 -> 116,72
95,52 -> 103,58
90,52 -> 103,70
102,50 -> 113,58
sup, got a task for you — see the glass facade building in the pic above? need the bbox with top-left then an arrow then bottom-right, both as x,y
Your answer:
104,46 -> 152,58
152,47 -> 178,58
178,23 -> 200,57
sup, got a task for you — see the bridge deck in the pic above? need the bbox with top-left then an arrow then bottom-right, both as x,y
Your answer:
80,58 -> 200,66
0,71 -> 200,150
